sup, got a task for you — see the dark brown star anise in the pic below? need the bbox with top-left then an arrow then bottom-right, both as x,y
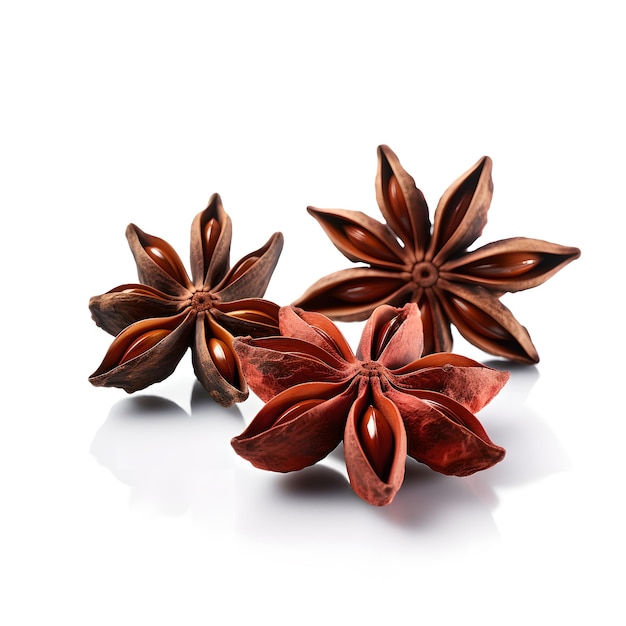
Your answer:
89,193 -> 283,406
231,302 -> 508,506
293,145 -> 581,363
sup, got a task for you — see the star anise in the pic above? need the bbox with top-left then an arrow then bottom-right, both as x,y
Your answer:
293,145 -> 581,363
89,193 -> 283,406
231,302 -> 508,506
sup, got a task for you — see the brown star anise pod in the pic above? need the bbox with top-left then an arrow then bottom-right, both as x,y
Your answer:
89,193 -> 283,406
293,145 -> 581,363
231,302 -> 508,506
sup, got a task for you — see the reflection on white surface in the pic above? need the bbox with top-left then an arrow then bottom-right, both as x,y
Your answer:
234,456 -> 502,553
480,363 -> 571,488
90,365 -> 570,553
90,382 -> 242,523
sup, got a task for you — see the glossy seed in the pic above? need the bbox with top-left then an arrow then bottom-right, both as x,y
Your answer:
227,309 -> 277,326
342,224 -> 400,263
208,337 -> 238,385
463,252 -> 543,279
227,256 -> 258,283
358,405 -> 394,481
273,398 -> 326,427
388,175 -> 408,214
331,278 -> 403,304
449,296 -> 511,341
120,329 -> 170,364
437,169 -> 479,245
145,244 -> 189,285
441,196 -> 470,244
373,315 -> 401,359
203,218 -> 221,264
387,175 -> 411,236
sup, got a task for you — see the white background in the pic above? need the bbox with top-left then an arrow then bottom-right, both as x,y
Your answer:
1,1 -> 623,624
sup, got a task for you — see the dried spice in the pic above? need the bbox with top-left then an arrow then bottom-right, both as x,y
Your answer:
231,302 -> 508,506
293,145 -> 581,363
89,193 -> 283,406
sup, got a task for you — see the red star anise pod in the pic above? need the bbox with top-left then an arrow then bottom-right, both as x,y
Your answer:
293,145 -> 581,363
89,193 -> 283,406
231,302 -> 508,506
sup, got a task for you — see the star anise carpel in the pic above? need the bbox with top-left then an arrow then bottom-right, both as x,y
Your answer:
293,145 -> 581,363
89,193 -> 284,406
231,302 -> 508,506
